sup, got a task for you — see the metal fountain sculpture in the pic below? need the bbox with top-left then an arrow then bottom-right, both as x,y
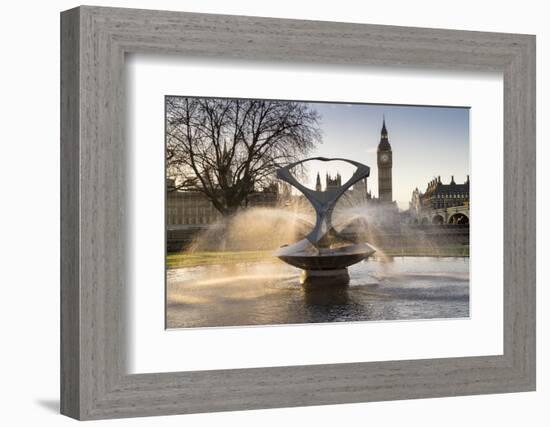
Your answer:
274,157 -> 376,287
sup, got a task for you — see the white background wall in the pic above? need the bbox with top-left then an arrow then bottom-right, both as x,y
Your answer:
0,0 -> 546,425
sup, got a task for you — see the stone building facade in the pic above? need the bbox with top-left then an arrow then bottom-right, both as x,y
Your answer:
409,176 -> 470,225
166,179 -> 279,227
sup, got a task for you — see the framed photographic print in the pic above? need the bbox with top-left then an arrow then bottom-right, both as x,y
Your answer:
164,96 -> 472,330
61,6 -> 536,420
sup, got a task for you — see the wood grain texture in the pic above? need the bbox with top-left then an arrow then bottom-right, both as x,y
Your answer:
60,7 -> 80,419
60,6 -> 536,420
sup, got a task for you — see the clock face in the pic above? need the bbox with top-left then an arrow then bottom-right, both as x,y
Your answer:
380,153 -> 390,163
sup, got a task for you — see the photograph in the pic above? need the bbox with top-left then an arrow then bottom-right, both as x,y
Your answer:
165,96 -> 471,329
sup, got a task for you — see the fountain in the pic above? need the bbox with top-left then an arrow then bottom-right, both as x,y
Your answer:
274,157 -> 376,287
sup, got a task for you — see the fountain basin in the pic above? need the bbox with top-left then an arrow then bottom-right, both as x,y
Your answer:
274,239 -> 375,271
274,239 -> 375,287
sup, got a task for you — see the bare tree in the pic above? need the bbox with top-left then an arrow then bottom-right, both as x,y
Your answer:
166,97 -> 321,216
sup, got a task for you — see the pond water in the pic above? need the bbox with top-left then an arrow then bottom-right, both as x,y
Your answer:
166,257 -> 469,329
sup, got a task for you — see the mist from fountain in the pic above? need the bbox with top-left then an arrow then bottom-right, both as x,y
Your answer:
183,193 -> 466,261
187,205 -> 315,253
331,196 -> 468,259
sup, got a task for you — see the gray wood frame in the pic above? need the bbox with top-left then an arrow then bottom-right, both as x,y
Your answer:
61,5 -> 536,420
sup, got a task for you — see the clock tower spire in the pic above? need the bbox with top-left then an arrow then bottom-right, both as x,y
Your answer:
377,116 -> 393,202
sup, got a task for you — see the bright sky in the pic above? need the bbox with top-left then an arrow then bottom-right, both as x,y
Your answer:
302,102 -> 470,210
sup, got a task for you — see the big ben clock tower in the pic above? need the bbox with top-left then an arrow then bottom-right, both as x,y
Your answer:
377,117 -> 393,202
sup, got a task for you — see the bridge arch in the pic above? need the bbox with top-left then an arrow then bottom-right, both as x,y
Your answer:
448,212 -> 469,225
432,214 -> 444,225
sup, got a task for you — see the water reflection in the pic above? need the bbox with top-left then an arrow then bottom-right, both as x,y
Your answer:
166,257 -> 469,329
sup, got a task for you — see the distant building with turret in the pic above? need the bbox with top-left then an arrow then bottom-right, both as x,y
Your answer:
313,171 -> 344,192
315,172 -> 322,192
325,172 -> 342,191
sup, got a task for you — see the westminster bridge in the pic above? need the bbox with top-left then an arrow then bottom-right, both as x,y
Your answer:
412,204 -> 470,226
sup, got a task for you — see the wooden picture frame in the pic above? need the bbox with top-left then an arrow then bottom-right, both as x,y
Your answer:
60,5 -> 536,420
